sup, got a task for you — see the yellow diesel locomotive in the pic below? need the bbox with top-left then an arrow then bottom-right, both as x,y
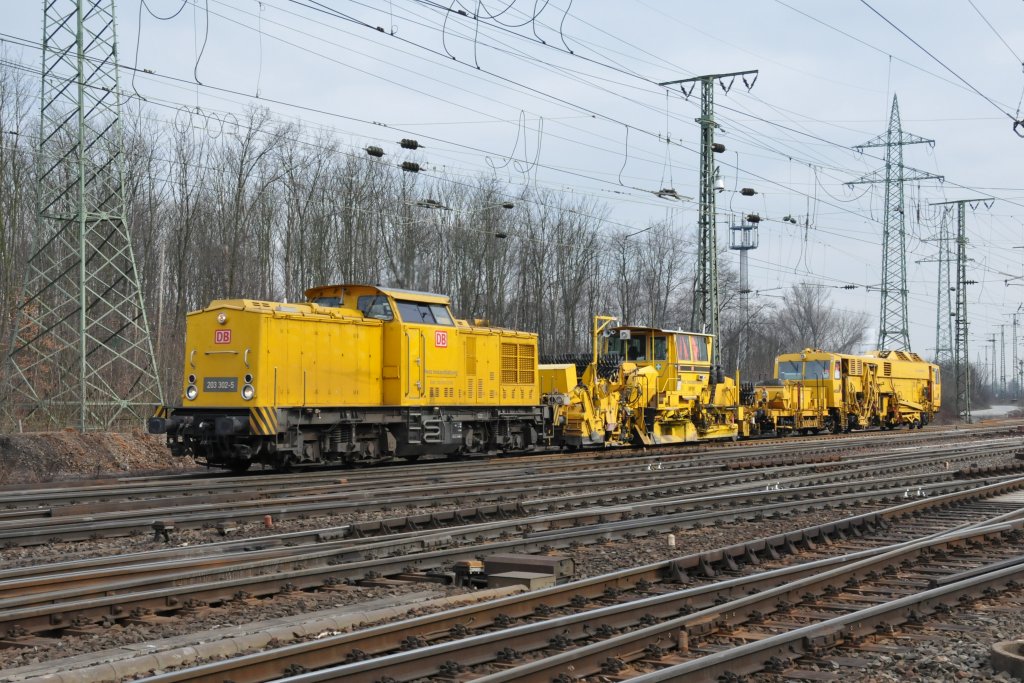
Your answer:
149,284 -> 544,471
753,348 -> 941,435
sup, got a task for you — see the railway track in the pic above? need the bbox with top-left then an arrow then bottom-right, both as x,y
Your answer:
131,479 -> 1024,683
0,429 -> 1017,547
2,424 -> 1022,682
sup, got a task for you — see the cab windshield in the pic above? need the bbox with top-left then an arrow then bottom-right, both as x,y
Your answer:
777,359 -> 831,380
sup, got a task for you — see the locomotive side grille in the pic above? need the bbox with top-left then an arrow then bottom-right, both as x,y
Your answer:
518,345 -> 535,384
501,343 -> 518,383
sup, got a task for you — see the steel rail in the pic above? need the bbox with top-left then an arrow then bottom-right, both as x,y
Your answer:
136,477 -> 1024,683
0,437 -> 1013,547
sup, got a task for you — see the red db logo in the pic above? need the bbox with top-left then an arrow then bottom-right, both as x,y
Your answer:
215,329 -> 232,344
434,330 -> 448,348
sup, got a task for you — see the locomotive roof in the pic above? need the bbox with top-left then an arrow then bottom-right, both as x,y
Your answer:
613,324 -> 711,337
304,284 -> 450,305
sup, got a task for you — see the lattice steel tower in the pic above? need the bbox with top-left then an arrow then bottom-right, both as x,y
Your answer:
849,95 -> 942,351
933,211 -> 954,367
3,0 -> 162,430
659,70 -> 757,367
932,198 -> 991,424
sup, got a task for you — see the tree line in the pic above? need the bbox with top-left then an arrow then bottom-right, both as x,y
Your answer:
4,58 -> 984,419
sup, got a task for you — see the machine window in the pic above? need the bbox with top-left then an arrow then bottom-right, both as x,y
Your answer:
357,295 -> 394,321
653,336 -> 668,361
804,360 -> 830,379
777,361 -> 802,380
675,334 -> 709,362
625,334 -> 648,361
313,296 -> 341,308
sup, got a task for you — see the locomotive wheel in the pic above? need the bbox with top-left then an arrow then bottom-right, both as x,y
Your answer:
227,461 -> 252,474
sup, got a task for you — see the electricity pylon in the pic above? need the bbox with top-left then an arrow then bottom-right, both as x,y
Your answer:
3,0 -> 162,431
659,70 -> 757,367
849,95 -> 942,351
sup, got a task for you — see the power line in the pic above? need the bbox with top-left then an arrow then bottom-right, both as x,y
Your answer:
858,0 -> 1023,133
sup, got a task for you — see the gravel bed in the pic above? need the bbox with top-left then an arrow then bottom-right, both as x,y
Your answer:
753,589 -> 1024,682
2,441 -> 1019,674
6,445 -> 1016,571
0,502 -> 886,670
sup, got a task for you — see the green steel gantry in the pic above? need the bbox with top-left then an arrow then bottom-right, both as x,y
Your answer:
659,70 -> 757,367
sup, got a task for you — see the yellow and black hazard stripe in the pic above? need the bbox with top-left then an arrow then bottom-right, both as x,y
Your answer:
152,405 -> 170,419
249,406 -> 279,436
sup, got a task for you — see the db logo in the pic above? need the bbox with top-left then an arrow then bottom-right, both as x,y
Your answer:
214,329 -> 232,344
434,330 -> 448,348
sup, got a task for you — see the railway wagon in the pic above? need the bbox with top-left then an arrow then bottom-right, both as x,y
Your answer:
540,317 -> 748,448
754,348 -> 940,435
149,284 -> 545,471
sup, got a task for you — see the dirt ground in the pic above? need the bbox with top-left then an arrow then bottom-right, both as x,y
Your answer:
0,431 -> 196,485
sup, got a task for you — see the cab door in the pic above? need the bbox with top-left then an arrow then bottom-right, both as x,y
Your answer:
405,327 -> 425,400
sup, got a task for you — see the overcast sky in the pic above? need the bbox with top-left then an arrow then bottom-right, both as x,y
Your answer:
3,0 -> 1024,365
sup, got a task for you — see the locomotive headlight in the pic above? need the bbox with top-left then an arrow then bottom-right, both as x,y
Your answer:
241,384 -> 255,401
186,384 -> 199,400
244,373 -> 254,384
187,374 -> 196,384
217,312 -> 228,324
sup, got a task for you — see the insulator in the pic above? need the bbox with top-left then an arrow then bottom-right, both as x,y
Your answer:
494,231 -> 508,239
841,284 -> 857,290
401,161 -> 421,173
745,213 -> 761,223
788,217 -> 798,224
400,138 -> 421,150
501,202 -> 514,209
965,280 -> 978,285
365,146 -> 384,158
712,143 -> 726,153
740,187 -> 756,196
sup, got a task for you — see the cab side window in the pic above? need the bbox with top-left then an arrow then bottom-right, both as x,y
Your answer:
357,295 -> 394,321
393,300 -> 455,326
